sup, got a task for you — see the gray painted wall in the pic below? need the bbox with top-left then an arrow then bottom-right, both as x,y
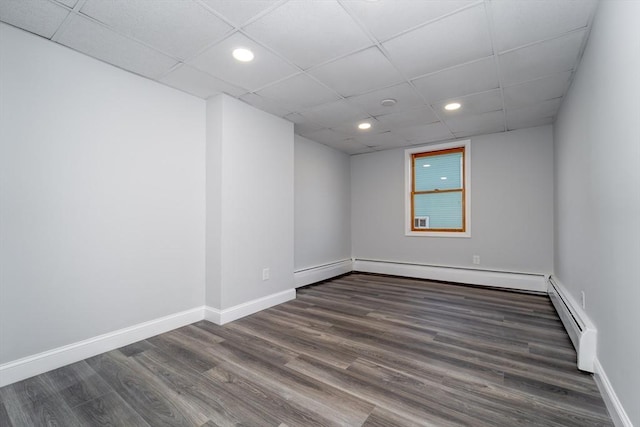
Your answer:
294,136 -> 351,271
0,24 -> 206,364
351,126 -> 554,274
205,96 -> 223,309
205,95 -> 295,309
553,1 -> 640,424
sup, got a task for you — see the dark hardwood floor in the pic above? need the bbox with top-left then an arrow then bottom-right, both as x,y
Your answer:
0,273 -> 613,426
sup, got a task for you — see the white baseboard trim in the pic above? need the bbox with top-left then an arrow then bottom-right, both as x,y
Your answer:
547,276 -> 597,372
204,288 -> 296,325
0,306 -> 204,388
352,259 -> 547,292
593,358 -> 633,427
294,259 -> 353,288
203,306 -> 222,325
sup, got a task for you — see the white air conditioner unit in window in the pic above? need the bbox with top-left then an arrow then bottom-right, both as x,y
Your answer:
414,216 -> 429,229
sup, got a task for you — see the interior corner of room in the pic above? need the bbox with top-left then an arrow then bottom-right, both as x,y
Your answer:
0,1 -> 638,425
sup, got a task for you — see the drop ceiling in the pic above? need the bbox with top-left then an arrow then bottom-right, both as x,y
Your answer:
0,0 -> 597,154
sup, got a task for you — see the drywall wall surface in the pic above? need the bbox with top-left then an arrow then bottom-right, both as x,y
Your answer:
205,96 -> 223,309
0,24 -> 206,364
554,1 -> 640,424
209,95 -> 294,309
294,136 -> 351,271
351,126 -> 554,274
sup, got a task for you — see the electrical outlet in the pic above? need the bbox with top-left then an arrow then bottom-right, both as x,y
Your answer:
262,268 -> 270,281
472,255 -> 480,265
581,291 -> 585,309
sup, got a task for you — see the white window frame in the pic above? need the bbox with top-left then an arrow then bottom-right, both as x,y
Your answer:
404,139 -> 471,238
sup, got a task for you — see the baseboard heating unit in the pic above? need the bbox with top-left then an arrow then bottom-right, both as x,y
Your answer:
547,276 -> 597,373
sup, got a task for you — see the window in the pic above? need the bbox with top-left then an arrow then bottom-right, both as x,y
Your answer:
405,140 -> 470,237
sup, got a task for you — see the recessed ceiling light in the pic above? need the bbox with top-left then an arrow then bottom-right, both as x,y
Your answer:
358,122 -> 372,130
423,164 -> 431,168
441,177 -> 447,180
444,102 -> 461,111
380,98 -> 397,107
232,48 -> 254,62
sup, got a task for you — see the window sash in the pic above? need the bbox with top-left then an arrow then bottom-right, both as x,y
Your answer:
411,147 -> 466,232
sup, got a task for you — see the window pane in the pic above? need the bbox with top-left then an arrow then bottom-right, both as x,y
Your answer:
414,152 -> 462,191
414,191 -> 463,229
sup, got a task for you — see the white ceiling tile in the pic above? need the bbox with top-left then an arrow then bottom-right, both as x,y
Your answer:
80,0 -> 231,60
0,0 -> 598,155
354,131 -> 409,148
189,32 -> 298,91
299,100 -> 369,127
433,89 -> 503,119
506,98 -> 562,130
309,47 -> 403,97
256,73 -> 340,111
159,64 -> 246,99
346,83 -> 427,116
285,112 -> 310,124
244,0 -> 372,70
299,128 -> 350,145
286,112 -> 327,135
375,107 -> 439,128
0,0 -> 69,38
239,93 -> 292,117
412,56 -> 499,102
332,118 -> 387,137
343,0 -> 477,42
57,15 -> 178,79
491,0 -> 596,52
506,115 -> 554,131
503,71 -> 571,109
395,121 -> 454,143
383,4 -> 492,78
445,109 -> 505,134
53,0 -> 78,8
322,138 -> 372,155
499,29 -> 586,86
293,122 -> 325,136
200,0 -> 280,27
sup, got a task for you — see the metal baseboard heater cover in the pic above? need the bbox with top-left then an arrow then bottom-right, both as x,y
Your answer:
547,276 -> 597,373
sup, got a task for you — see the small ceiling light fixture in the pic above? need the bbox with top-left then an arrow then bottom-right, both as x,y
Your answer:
380,98 -> 397,107
423,164 -> 431,168
232,48 -> 254,62
444,102 -> 461,111
358,122 -> 372,130
441,176 -> 448,180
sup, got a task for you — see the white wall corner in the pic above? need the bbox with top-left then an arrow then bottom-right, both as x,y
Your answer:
0,306 -> 205,388
352,259 -> 547,292
294,259 -> 353,288
206,288 -> 296,326
593,359 -> 634,427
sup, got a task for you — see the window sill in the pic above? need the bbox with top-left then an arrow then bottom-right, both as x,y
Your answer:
405,230 -> 471,238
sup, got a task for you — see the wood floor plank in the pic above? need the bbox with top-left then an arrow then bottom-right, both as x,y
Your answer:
204,339 -> 376,426
86,350 -> 208,426
362,407 -> 427,427
0,396 -> 13,427
71,391 -> 150,426
118,340 -> 156,358
43,360 -> 113,409
0,375 -> 83,426
205,364 -> 340,426
132,348 -> 283,426
285,354 -> 465,427
0,272 -> 614,426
